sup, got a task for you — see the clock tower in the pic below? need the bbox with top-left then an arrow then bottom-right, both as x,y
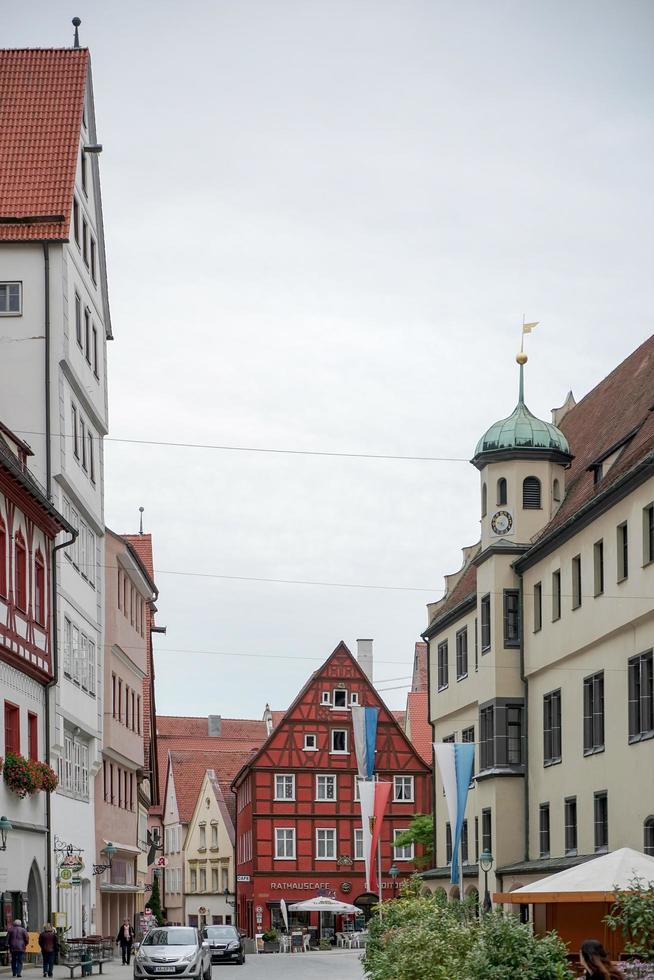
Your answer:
472,353 -> 573,552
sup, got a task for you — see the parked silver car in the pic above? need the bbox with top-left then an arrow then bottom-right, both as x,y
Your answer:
134,927 -> 211,980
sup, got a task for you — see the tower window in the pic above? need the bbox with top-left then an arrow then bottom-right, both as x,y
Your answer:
497,478 -> 507,506
553,478 -> 561,502
522,476 -> 541,509
481,483 -> 487,517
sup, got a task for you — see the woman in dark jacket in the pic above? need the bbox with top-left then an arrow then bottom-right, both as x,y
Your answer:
38,924 -> 59,978
580,939 -> 623,979
116,920 -> 135,965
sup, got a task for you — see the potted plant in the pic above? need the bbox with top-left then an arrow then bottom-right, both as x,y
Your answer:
3,753 -> 39,797
261,929 -> 279,953
35,761 -> 59,793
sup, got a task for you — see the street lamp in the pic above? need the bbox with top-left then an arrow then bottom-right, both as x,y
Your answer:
479,849 -> 494,913
223,888 -> 235,908
93,841 -> 118,876
389,863 -> 399,898
0,816 -> 12,851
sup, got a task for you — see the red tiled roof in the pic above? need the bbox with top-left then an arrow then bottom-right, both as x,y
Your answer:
405,692 -> 432,766
123,533 -> 155,578
157,716 -> 269,741
536,334 -> 654,541
428,559 -> 478,629
167,749 -> 258,826
0,48 -> 88,241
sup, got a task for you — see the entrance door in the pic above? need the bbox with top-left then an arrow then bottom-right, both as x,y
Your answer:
353,893 -> 379,924
27,863 -> 44,931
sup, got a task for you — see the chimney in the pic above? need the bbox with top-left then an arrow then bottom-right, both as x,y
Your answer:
357,638 -> 373,682
207,714 -> 222,737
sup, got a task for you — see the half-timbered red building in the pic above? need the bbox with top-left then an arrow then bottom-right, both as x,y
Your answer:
232,642 -> 432,938
0,422 -> 73,927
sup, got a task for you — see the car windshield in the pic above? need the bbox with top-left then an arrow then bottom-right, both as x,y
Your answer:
205,928 -> 236,941
143,929 -> 197,946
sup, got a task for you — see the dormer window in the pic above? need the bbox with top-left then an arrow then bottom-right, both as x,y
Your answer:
497,478 -> 507,506
523,476 -> 541,509
333,689 -> 347,709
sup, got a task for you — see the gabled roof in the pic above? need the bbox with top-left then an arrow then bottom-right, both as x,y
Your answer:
405,691 -> 431,765
231,641 -> 431,789
157,716 -> 268,741
531,334 -> 654,545
0,48 -> 88,241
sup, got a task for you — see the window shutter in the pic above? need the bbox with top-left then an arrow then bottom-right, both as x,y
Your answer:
522,477 -> 541,509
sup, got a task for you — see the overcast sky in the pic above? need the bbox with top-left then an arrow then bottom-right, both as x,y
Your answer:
6,1 -> 654,718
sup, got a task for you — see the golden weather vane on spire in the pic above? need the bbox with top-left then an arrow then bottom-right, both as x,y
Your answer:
517,315 -> 539,365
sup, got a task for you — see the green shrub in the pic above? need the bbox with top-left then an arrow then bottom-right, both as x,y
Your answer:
463,912 -> 572,980
605,875 -> 654,962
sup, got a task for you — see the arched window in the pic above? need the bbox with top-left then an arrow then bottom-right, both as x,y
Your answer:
14,531 -> 27,611
553,478 -> 561,502
645,817 -> 654,856
522,476 -> 541,510
34,550 -> 45,625
481,483 -> 487,517
497,478 -> 507,506
0,517 -> 6,598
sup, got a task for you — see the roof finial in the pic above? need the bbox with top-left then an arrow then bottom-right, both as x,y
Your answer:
516,315 -> 539,403
139,506 -> 144,535
72,17 -> 81,48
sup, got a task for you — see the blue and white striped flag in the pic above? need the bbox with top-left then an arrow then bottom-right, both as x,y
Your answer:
434,741 -> 475,885
351,705 -> 379,779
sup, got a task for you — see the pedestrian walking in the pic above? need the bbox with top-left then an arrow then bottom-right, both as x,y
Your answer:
38,924 -> 58,978
580,939 -> 623,979
7,919 -> 29,978
116,919 -> 135,965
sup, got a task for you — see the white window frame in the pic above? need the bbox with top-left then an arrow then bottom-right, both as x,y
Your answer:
274,773 -> 296,801
330,729 -> 348,754
393,828 -> 414,861
394,775 -> 414,803
274,827 -> 296,860
303,733 -> 317,751
332,688 -> 348,709
0,282 -> 22,316
315,774 -> 337,801
316,827 -> 337,861
354,776 -> 361,802
320,691 -> 331,705
354,828 -> 364,861
350,692 -> 359,705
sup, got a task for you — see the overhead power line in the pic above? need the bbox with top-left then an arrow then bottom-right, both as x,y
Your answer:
13,429 -> 469,464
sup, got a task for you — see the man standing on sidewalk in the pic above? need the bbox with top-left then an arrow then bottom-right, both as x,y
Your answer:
7,919 -> 29,978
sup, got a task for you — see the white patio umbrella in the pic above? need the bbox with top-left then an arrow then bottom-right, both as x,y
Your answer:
288,896 -> 360,914
289,896 -> 360,944
280,898 -> 289,932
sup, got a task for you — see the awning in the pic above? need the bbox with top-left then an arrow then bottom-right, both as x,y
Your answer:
496,847 -> 654,904
100,884 -> 143,893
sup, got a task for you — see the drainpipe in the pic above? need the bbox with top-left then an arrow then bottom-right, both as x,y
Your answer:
45,530 -> 77,921
517,572 -> 529,865
43,244 -> 52,498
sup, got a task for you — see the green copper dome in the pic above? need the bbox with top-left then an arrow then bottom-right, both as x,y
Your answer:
474,365 -> 571,459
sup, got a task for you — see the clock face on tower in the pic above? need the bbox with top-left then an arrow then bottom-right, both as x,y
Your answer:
490,509 -> 514,536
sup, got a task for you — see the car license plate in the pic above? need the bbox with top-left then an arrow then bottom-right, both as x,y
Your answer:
153,967 -> 172,973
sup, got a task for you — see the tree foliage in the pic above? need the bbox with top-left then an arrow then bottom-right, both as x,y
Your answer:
146,876 -> 163,925
392,814 -> 434,869
363,889 -> 573,980
605,875 -> 654,962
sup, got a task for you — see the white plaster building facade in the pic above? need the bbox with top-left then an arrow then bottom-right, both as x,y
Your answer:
0,45 -> 112,935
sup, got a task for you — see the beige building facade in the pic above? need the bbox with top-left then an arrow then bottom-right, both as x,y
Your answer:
184,770 -> 235,928
423,337 -> 654,905
95,529 -> 157,934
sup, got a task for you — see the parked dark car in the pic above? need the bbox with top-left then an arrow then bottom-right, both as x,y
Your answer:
202,926 -> 245,966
